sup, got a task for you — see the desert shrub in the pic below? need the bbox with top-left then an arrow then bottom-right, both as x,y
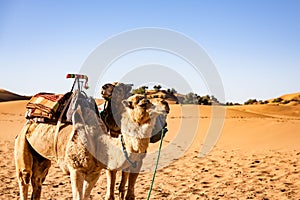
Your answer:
244,99 -> 257,105
170,88 -> 177,94
183,92 -> 198,104
211,95 -> 220,104
153,85 -> 162,92
282,100 -> 290,104
167,88 -> 177,95
200,96 -> 211,105
132,86 -> 148,95
258,100 -> 268,104
272,97 -> 283,103
181,93 -> 224,105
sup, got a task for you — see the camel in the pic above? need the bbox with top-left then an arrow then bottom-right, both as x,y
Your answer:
14,92 -> 169,200
100,83 -> 169,200
100,82 -> 133,138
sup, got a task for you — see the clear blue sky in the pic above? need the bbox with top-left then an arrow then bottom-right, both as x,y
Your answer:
1,0 -> 299,103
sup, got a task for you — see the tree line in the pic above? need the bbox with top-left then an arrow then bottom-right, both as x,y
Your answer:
132,85 -> 222,105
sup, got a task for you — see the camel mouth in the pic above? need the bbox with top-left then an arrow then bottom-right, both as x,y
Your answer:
150,105 -> 169,115
158,109 -> 169,115
149,99 -> 170,115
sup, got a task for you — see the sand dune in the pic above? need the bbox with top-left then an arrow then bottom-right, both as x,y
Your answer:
266,92 -> 300,106
275,92 -> 300,102
0,97 -> 300,199
0,89 -> 31,102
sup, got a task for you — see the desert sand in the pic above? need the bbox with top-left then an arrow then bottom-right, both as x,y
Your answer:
0,97 -> 300,199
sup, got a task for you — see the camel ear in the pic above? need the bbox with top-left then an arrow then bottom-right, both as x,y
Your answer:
122,100 -> 133,109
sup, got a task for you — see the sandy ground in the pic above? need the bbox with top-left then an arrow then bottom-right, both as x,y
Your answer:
0,100 -> 300,199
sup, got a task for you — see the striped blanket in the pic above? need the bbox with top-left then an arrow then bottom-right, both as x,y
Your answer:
26,92 -> 70,120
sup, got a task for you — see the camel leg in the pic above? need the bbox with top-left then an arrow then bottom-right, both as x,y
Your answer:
70,169 -> 85,200
17,169 -> 31,200
82,171 -> 101,200
125,173 -> 139,200
118,171 -> 129,200
15,133 -> 33,200
105,169 -> 117,200
30,157 -> 51,200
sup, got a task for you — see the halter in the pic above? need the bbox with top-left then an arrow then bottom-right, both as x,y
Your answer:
120,134 -> 137,168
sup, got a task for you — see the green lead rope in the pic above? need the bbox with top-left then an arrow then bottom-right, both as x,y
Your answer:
146,128 -> 165,200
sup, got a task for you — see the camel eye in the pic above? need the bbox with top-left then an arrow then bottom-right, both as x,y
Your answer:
139,99 -> 151,108
122,100 -> 133,109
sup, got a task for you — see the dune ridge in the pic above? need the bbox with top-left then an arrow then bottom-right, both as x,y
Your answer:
0,88 -> 31,102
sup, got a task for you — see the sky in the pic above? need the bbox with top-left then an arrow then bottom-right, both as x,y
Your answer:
0,0 -> 299,103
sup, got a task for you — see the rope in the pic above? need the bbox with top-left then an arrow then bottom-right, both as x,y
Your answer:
53,93 -> 74,158
120,135 -> 137,168
146,128 -> 165,200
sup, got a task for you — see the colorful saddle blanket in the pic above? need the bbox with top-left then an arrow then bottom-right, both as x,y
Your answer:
26,92 -> 72,120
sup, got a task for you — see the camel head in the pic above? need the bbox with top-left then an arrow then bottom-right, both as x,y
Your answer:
150,98 -> 170,116
122,94 -> 154,125
101,82 -> 133,102
101,83 -> 115,100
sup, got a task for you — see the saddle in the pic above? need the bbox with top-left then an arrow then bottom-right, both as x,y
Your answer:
25,90 -> 99,123
25,92 -> 72,122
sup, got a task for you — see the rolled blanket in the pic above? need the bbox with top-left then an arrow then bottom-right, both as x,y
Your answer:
26,93 -> 68,120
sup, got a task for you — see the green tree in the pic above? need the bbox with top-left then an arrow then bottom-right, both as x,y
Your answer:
183,92 -> 198,104
211,95 -> 219,104
132,86 -> 148,95
244,99 -> 257,105
272,97 -> 283,103
153,85 -> 162,92
170,88 -> 177,94
199,95 -> 211,105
